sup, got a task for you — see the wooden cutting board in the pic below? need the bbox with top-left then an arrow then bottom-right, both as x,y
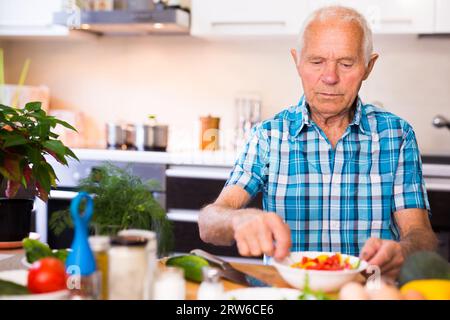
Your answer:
184,262 -> 292,300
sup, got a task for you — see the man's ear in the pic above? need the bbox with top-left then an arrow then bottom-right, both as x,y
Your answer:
290,48 -> 299,67
363,53 -> 379,80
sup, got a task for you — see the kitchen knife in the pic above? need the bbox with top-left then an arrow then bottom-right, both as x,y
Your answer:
190,249 -> 270,287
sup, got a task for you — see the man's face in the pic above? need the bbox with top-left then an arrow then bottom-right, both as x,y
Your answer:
293,19 -> 376,117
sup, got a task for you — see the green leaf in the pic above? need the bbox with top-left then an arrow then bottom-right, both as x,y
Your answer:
55,119 -> 77,132
2,135 -> 29,148
32,164 -> 51,194
43,140 -> 66,157
64,147 -> 79,161
24,102 -> 42,112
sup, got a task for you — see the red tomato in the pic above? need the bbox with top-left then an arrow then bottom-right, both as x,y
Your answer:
28,257 -> 68,294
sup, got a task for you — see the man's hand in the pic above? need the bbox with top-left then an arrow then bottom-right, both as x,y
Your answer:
359,237 -> 405,279
232,210 -> 291,261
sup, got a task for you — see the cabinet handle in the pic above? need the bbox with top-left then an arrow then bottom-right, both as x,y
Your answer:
378,18 -> 413,25
211,21 -> 286,28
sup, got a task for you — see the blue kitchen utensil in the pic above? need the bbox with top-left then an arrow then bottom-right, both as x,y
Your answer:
65,192 -> 96,276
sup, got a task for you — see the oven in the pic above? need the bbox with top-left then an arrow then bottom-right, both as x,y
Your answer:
165,165 -> 264,263
422,158 -> 450,261
35,158 -> 167,249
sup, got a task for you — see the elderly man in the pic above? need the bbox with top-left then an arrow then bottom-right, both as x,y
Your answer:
199,6 -> 437,278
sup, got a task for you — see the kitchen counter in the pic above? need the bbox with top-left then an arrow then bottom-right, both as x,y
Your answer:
68,148 -> 237,168
0,250 -> 290,300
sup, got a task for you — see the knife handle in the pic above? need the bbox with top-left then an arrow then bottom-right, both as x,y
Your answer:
190,249 -> 227,268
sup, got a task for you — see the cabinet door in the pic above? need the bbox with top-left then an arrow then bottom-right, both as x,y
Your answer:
191,0 -> 309,36
0,0 -> 62,26
435,0 -> 450,32
307,0 -> 434,34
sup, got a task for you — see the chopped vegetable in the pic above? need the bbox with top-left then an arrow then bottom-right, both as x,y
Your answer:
0,279 -> 30,296
291,253 -> 358,271
298,274 -> 333,300
22,238 -> 69,264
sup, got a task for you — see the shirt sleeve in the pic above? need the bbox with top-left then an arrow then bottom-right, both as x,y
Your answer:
225,123 -> 270,198
392,128 -> 431,214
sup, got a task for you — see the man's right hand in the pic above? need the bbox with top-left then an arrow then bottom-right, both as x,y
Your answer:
231,210 -> 292,261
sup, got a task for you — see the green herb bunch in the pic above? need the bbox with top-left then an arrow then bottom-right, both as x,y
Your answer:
0,102 -> 78,201
50,163 -> 174,256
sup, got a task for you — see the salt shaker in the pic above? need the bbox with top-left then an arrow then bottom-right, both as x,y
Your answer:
153,266 -> 186,300
197,267 -> 224,300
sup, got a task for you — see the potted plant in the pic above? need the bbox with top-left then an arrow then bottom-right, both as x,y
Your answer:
0,101 -> 78,242
49,163 -> 174,256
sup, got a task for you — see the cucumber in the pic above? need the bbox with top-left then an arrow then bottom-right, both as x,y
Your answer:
166,255 -> 209,283
0,279 -> 30,296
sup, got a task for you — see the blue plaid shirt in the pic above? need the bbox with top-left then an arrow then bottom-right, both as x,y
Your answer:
226,96 -> 430,256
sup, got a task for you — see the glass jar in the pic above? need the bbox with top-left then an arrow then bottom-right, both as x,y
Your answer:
153,266 -> 186,300
197,267 -> 224,300
108,235 -> 149,300
88,236 -> 110,300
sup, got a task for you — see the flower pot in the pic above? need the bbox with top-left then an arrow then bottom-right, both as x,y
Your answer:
0,198 -> 34,242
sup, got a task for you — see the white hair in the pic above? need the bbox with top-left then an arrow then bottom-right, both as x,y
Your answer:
297,5 -> 373,66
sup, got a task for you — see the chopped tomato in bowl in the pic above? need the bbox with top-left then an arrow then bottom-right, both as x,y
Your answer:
272,252 -> 367,292
291,253 -> 360,271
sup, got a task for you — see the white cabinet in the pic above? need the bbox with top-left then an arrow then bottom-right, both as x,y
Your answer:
0,0 -> 68,36
307,0 -> 435,34
191,0 -> 309,36
435,0 -> 450,32
191,0 -> 436,36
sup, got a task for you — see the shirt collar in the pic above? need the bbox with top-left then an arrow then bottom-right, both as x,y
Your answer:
288,95 -> 372,138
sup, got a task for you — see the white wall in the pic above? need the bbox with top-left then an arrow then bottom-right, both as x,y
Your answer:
2,34 -> 450,153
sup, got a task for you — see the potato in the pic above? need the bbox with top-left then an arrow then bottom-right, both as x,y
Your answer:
366,282 -> 403,300
339,282 -> 370,300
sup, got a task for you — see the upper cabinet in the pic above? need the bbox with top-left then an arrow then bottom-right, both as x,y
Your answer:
192,0 -> 437,36
0,0 -> 68,37
191,0 -> 309,36
435,0 -> 450,32
308,0 -> 434,34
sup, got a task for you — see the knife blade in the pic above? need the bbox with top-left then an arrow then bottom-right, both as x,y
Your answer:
190,249 -> 270,287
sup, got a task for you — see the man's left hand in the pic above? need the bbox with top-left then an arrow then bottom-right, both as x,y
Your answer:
359,237 -> 405,279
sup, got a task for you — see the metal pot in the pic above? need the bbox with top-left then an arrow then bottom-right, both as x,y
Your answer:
135,124 -> 168,152
106,123 -> 125,149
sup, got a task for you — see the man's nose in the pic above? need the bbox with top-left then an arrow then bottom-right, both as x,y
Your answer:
321,63 -> 339,85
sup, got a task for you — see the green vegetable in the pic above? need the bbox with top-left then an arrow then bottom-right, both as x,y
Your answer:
298,274 -> 333,300
166,255 -> 209,283
52,249 -> 69,262
398,251 -> 450,286
0,279 -> 29,296
22,238 -> 69,264
352,259 -> 361,269
23,238 -> 53,264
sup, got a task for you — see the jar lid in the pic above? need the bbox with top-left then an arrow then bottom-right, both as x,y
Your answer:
201,266 -> 221,282
110,235 -> 148,247
88,236 -> 110,251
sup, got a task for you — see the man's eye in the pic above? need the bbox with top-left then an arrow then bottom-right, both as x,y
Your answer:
341,63 -> 353,68
311,61 -> 322,65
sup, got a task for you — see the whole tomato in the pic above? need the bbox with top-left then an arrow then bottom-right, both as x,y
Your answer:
28,257 -> 68,294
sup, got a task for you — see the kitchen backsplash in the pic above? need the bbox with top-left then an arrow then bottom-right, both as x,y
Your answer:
1,34 -> 450,153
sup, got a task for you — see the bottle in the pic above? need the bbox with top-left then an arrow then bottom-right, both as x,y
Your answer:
88,236 -> 110,300
153,266 -> 186,300
65,192 -> 100,300
197,267 -> 224,300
